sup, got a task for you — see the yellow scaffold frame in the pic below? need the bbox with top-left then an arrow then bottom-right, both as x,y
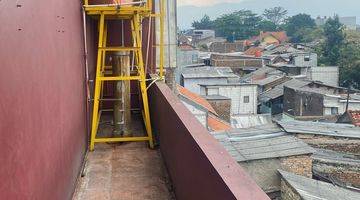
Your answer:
84,0 -> 165,151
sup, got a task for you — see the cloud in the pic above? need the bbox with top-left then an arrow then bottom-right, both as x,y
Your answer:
177,0 -> 244,7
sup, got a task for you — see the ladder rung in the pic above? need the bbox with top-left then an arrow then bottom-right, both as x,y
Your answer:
94,137 -> 150,143
99,76 -> 141,81
99,47 -> 140,51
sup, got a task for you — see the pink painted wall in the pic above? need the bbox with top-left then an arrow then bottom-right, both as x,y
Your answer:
0,0 -> 87,199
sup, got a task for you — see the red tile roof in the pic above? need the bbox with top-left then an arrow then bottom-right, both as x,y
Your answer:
244,47 -> 264,56
208,115 -> 232,131
261,31 -> 288,43
349,110 -> 360,126
177,85 -> 218,115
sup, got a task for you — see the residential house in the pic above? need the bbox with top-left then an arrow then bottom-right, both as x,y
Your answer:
288,52 -> 318,68
177,85 -> 232,132
259,79 -> 310,115
283,83 -> 360,117
252,31 -> 288,45
210,53 -> 264,75
180,66 -> 239,94
200,83 -> 258,115
253,75 -> 291,93
337,110 -> 360,126
278,170 -> 360,200
209,41 -> 246,53
212,124 -> 314,198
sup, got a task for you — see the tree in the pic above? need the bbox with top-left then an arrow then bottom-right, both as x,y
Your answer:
214,10 -> 262,41
284,13 -> 316,42
263,7 -> 288,26
191,15 -> 214,30
258,20 -> 277,32
322,16 -> 345,65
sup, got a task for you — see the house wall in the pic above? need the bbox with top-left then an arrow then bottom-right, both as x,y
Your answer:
323,96 -> 360,116
290,53 -> 317,67
207,99 -> 232,123
0,1 -> 87,199
182,77 -> 228,94
204,85 -> 258,115
209,42 -> 245,53
239,155 -> 312,195
310,67 -> 339,87
280,179 -> 301,200
284,87 -> 324,117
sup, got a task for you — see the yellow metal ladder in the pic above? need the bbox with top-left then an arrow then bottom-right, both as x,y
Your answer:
84,1 -> 163,151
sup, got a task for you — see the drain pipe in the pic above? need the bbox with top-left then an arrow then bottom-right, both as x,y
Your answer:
82,7 -> 91,143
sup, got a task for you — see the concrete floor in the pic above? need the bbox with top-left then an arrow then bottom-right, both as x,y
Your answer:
73,113 -> 174,200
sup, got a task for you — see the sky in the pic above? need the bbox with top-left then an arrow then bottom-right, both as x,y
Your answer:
177,0 -> 360,29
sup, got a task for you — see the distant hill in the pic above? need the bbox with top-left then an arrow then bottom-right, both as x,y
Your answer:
178,0 -> 360,29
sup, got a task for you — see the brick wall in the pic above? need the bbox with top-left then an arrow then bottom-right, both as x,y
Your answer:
296,134 -> 360,154
207,99 -> 231,122
280,179 -> 301,200
280,155 -> 313,178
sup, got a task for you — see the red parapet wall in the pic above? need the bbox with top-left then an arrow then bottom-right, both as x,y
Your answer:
148,82 -> 270,200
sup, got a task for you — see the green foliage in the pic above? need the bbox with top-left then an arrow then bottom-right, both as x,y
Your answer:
258,20 -> 278,32
263,7 -> 288,27
191,15 -> 214,30
322,16 -> 345,66
214,10 -> 262,41
284,14 -> 316,42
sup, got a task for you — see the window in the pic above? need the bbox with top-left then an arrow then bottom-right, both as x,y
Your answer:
304,55 -> 310,61
331,107 -> 338,115
243,96 -> 250,103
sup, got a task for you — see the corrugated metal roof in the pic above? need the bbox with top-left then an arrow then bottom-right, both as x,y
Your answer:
278,120 -> 360,139
278,170 -> 360,200
212,125 -> 314,162
259,78 -> 309,101
181,66 -> 239,79
252,75 -> 285,86
312,148 -> 360,166
231,114 -> 272,129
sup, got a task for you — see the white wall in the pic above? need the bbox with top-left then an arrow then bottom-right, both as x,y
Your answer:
323,96 -> 360,115
310,67 -> 339,87
183,77 -> 228,94
202,85 -> 258,115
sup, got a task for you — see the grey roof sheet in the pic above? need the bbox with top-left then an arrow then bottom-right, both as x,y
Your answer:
181,66 -> 239,79
231,114 -> 272,129
279,170 -> 360,200
278,120 -> 360,139
259,78 -> 310,101
212,125 -> 314,162
253,75 -> 284,86
312,148 -> 360,166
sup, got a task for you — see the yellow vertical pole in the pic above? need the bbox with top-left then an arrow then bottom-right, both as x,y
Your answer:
134,13 -> 154,148
100,21 -> 108,101
84,0 -> 89,6
159,0 -> 165,78
90,13 -> 105,151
